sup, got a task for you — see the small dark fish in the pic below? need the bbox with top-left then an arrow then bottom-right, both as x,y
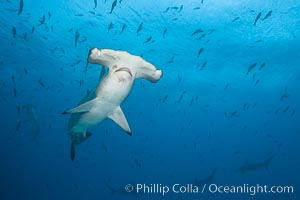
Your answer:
163,7 -> 170,13
79,36 -> 87,43
78,79 -> 83,87
48,11 -> 51,20
18,0 -> 23,15
85,59 -> 89,76
254,80 -> 260,86
224,112 -> 229,117
163,28 -> 167,38
136,22 -> 143,35
38,79 -> 45,87
134,158 -> 141,168
143,36 -> 152,44
291,109 -> 296,116
224,83 -> 229,89
170,6 -> 179,10
207,29 -> 215,35
162,94 -> 168,103
93,0 -> 98,9
13,87 -> 17,97
232,17 -> 240,22
262,10 -> 272,20
110,0 -> 117,14
197,48 -> 204,58
24,68 -> 28,75
280,87 -> 289,100
11,75 -> 16,85
12,27 -> 16,38
68,28 -> 73,32
197,33 -> 206,40
101,144 -> 108,152
247,63 -> 257,75
259,62 -> 266,70
231,111 -> 240,118
225,111 -> 239,118
70,60 -> 81,67
74,30 -> 80,47
243,103 -> 250,111
177,90 -> 187,103
39,14 -> 46,25
168,55 -> 174,64
179,5 -> 183,13
200,61 -> 207,70
16,120 -> 21,131
189,98 -> 194,106
177,74 -> 181,84
108,22 -> 113,32
191,28 -> 203,36
253,102 -> 257,108
75,14 -> 84,17
120,24 -> 126,34
31,26 -> 35,34
193,7 -> 201,10
253,12 -> 262,26
21,32 -> 28,40
283,105 -> 290,113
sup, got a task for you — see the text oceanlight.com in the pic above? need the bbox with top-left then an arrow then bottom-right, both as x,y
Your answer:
124,183 -> 294,196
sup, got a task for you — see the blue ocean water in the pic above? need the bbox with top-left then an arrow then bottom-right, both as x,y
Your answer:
0,0 -> 299,199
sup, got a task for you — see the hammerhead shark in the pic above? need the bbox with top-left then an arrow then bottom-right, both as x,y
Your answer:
62,48 -> 163,161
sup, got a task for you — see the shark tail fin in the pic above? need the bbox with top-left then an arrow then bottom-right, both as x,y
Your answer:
70,131 -> 92,161
70,142 -> 76,162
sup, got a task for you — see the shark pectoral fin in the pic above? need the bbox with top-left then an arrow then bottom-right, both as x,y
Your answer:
108,106 -> 132,135
62,98 -> 98,114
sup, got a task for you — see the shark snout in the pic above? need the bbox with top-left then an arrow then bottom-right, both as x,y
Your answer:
151,69 -> 163,83
89,48 -> 100,57
88,48 -> 103,64
157,69 -> 163,78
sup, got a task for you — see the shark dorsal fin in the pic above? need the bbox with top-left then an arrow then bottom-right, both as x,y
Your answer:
108,106 -> 131,135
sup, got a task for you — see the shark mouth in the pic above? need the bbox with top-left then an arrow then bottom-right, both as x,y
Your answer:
115,67 -> 132,78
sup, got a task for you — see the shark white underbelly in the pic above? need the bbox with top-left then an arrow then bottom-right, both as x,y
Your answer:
63,48 -> 163,161
69,69 -> 133,133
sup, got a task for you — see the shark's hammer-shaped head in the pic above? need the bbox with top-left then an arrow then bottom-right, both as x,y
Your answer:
88,48 -> 163,83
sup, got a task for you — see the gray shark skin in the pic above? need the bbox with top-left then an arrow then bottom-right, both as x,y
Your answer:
63,48 -> 163,161
236,155 -> 273,174
194,168 -> 217,186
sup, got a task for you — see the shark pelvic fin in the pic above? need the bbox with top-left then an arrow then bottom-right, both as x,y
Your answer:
62,99 -> 98,114
108,106 -> 131,135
